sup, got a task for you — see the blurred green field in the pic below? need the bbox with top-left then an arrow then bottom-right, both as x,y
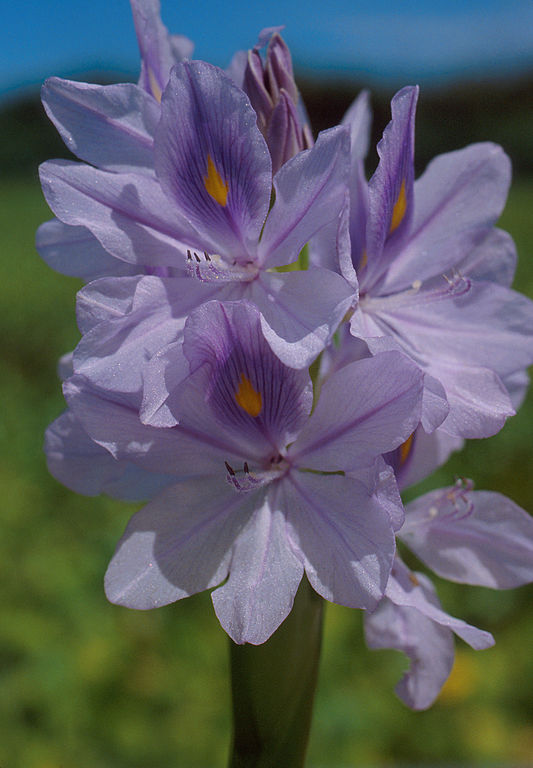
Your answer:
1,173 -> 533,768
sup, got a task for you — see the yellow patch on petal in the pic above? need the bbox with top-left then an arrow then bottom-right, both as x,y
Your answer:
399,432 -> 414,466
204,155 -> 229,206
408,571 -> 420,587
147,68 -> 162,103
359,249 -> 368,269
389,179 -> 407,234
235,373 -> 262,417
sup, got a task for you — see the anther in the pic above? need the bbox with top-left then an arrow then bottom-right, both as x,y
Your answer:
225,461 -> 235,476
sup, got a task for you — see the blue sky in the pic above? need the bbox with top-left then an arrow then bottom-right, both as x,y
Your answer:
2,0 -> 533,100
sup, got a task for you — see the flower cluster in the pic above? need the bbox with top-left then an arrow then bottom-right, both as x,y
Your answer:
40,0 -> 533,709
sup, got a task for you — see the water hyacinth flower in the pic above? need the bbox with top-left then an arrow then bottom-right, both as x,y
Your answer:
365,480 -> 533,709
298,324 -> 533,709
39,58 -> 354,412
59,300 -> 424,644
36,0 -> 193,280
330,86 -> 533,439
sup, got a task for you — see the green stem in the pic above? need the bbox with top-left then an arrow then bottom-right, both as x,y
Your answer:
228,578 -> 324,768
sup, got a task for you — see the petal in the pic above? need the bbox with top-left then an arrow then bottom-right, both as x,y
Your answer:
212,488 -> 304,644
140,340 -> 189,427
249,268 -> 354,369
342,89 -> 371,270
36,219 -> 138,280
390,425 -> 463,491
308,190 -> 357,289
364,592 -> 454,710
348,316 -> 450,438
350,456 -> 405,532
259,126 -> 350,268
457,227 -> 516,287
104,476 -> 256,609
379,143 -> 511,293
385,558 -> 494,650
45,409 -> 172,500
175,300 -> 313,459
131,0 -> 193,99
39,159 -> 201,268
290,351 -> 423,471
401,487 -> 533,588
504,368 -> 530,410
283,472 -> 395,610
41,78 -> 159,172
374,279 -> 533,379
74,276 -> 211,401
362,86 -> 418,290
155,61 -> 271,260
433,363 -> 513,439
63,374 -> 242,476
420,372 -> 450,433
76,275 -> 144,334
342,89 -> 372,164
267,91 -> 302,175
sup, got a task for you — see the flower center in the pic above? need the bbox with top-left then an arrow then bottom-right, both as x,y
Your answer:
186,249 -> 259,283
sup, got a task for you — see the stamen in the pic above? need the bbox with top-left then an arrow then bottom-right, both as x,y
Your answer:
185,249 -> 259,284
224,460 -> 269,492
360,269 -> 471,314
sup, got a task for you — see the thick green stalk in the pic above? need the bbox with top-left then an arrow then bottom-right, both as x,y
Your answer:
228,578 -> 323,768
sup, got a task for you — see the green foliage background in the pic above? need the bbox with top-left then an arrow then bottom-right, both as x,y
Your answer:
1,119 -> 533,765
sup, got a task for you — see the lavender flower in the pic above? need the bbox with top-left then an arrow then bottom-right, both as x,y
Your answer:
36,0 -> 192,279
327,86 -> 533,438
39,59 -> 353,413
58,300 -> 423,644
366,480 -> 533,709
316,330 -> 533,709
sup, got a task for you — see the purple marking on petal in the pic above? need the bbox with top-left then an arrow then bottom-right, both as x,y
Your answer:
155,61 -> 272,260
362,85 -> 418,291
176,301 -> 313,459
